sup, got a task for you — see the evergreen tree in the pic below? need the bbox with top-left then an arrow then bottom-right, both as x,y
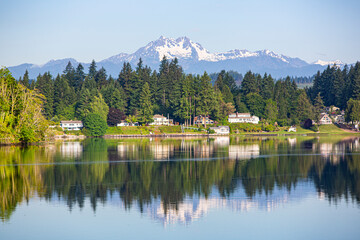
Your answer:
53,74 -> 76,117
241,71 -> 258,95
264,99 -> 277,121
74,64 -> 85,92
19,70 -> 30,88
63,61 -> 75,87
235,94 -> 249,113
196,72 -> 215,122
313,92 -> 325,123
138,82 -> 153,124
95,67 -> 107,89
88,60 -> 97,79
35,72 -> 54,118
76,88 -> 92,121
110,88 -> 126,111
259,73 -> 274,100
295,90 -> 314,122
245,93 -> 264,118
221,85 -> 234,104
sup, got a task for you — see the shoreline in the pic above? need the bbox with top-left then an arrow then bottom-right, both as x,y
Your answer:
1,131 -> 359,146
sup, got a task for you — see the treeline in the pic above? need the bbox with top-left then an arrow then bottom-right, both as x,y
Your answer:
17,57 -> 321,126
308,62 -> 360,110
0,68 -> 48,143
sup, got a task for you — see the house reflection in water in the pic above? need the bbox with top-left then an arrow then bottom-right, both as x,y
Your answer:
151,143 -> 174,160
228,144 -> 260,160
60,142 -> 83,158
213,136 -> 230,147
142,185 -> 308,226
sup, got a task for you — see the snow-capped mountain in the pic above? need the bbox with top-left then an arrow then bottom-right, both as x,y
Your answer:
8,36 -> 344,79
313,59 -> 344,66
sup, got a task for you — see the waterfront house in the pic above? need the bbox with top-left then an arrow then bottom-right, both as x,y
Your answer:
60,120 -> 83,130
334,115 -> 345,124
288,126 -> 297,132
149,114 -> 173,126
117,120 -> 139,126
194,115 -> 214,125
319,113 -> 332,125
209,126 -> 230,134
228,113 -> 260,124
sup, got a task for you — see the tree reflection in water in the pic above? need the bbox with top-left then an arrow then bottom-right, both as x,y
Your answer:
1,136 -> 360,222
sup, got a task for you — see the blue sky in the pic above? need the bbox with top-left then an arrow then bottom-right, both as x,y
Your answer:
0,0 -> 359,66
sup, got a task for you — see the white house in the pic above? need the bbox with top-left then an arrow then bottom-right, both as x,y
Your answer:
117,120 -> 139,126
334,115 -> 345,124
194,115 -> 214,125
319,113 -> 332,125
209,126 -> 230,134
228,113 -> 260,124
149,114 -> 173,126
288,126 -> 297,132
60,120 -> 83,130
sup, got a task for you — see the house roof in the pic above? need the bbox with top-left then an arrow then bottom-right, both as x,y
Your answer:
153,114 -> 167,118
210,126 -> 230,130
60,120 -> 82,124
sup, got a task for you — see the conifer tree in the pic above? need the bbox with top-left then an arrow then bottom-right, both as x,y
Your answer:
74,64 -> 85,92
19,70 -> 31,88
314,92 -> 325,123
95,67 -> 107,89
296,90 -> 314,122
35,72 -> 54,118
196,72 -> 215,120
245,92 -> 264,118
264,99 -> 277,121
88,60 -> 97,79
241,71 -> 258,95
221,85 -> 234,104
138,82 -> 153,124
76,88 -> 92,120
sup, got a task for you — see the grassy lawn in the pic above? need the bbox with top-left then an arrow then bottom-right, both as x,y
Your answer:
104,124 -> 358,136
106,126 -> 206,135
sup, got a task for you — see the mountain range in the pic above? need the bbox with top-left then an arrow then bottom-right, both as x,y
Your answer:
8,36 -> 344,79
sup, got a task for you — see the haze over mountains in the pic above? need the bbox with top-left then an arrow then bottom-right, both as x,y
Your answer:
8,36 -> 344,79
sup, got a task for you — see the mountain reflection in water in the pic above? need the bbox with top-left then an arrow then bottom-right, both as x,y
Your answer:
1,136 -> 360,224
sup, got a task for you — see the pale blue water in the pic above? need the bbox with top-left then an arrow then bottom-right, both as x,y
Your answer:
1,137 -> 360,239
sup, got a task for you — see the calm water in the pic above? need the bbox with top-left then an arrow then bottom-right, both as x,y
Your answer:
1,136 -> 360,239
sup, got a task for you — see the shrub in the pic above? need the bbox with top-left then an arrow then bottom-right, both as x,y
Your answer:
83,113 -> 108,137
208,129 -> 216,134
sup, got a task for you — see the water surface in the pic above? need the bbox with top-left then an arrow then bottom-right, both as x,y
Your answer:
1,136 -> 360,239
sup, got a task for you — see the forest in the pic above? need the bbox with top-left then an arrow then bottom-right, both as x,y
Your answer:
17,57 -> 360,127
2,57 -> 360,142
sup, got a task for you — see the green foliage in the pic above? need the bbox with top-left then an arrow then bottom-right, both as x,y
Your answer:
158,126 -> 181,133
276,119 -> 289,127
229,123 -> 262,133
90,93 -> 109,121
0,68 -> 48,143
345,98 -> 360,123
138,82 -> 153,124
241,71 -> 258,95
83,113 -> 108,137
245,92 -> 264,118
296,90 -> 314,122
264,99 -> 277,121
208,129 -> 216,134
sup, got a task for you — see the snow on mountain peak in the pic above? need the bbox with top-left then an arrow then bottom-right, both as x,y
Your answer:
313,60 -> 343,66
101,36 -> 308,67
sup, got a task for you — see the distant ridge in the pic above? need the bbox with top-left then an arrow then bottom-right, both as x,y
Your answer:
8,36 -> 345,79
